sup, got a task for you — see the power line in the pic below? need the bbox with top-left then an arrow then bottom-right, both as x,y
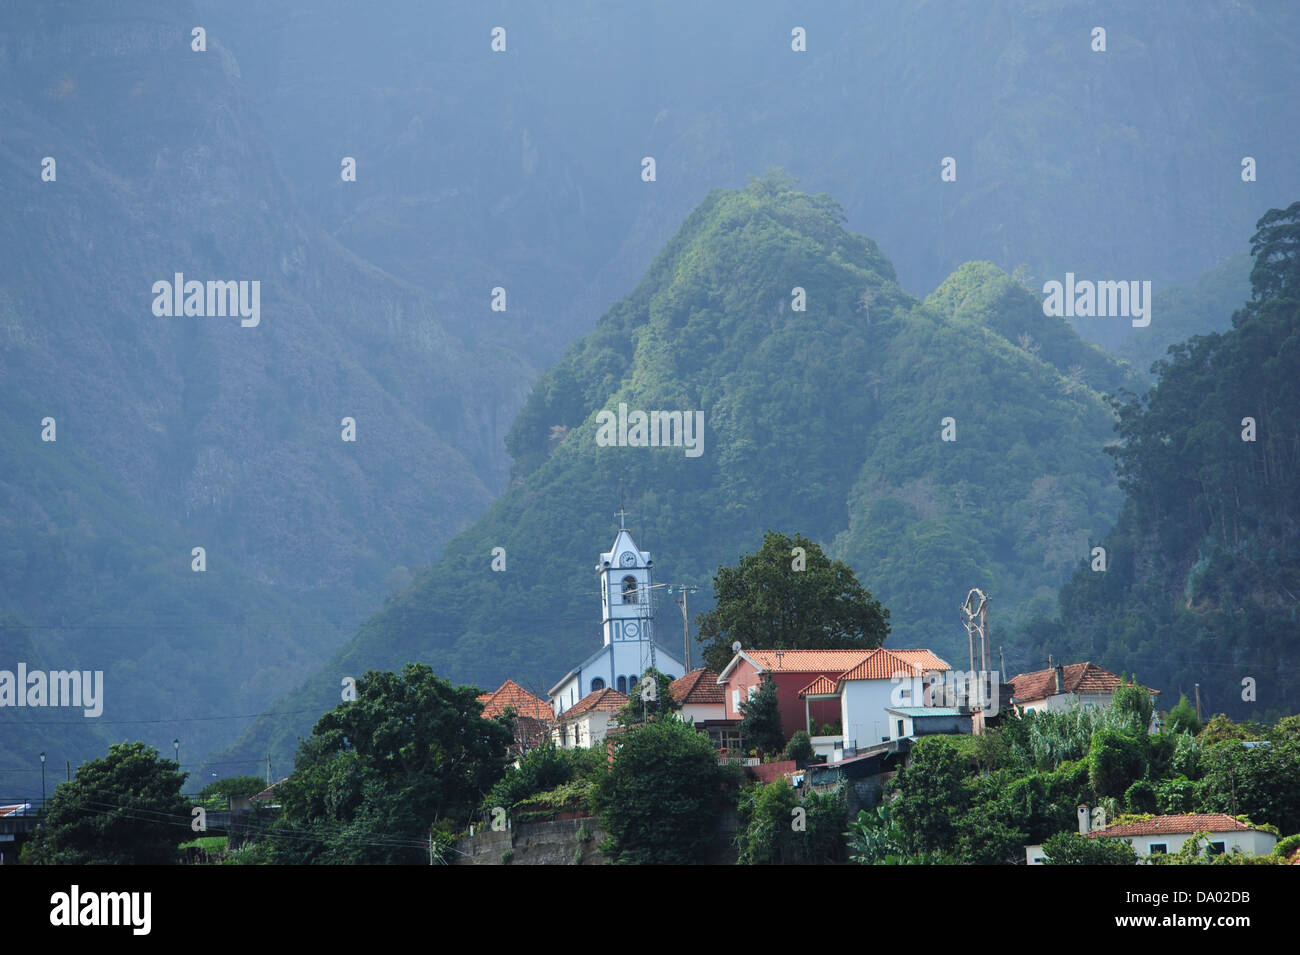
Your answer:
0,707 -> 324,726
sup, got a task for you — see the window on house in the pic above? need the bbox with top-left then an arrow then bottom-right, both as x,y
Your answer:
1208,842 -> 1226,856
896,719 -> 905,738
591,678 -> 605,693
617,675 -> 627,694
1148,843 -> 1167,855
622,576 -> 638,603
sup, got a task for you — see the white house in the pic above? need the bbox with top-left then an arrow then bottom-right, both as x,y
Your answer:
883,706 -> 970,742
670,668 -> 737,748
670,668 -> 726,726
548,522 -> 686,715
1009,662 -> 1159,723
1025,811 -> 1278,864
552,687 -> 628,750
837,647 -> 952,755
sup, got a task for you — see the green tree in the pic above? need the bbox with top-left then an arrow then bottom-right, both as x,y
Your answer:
1166,694 -> 1202,736
1240,199 -> 1300,321
735,780 -> 846,864
482,739 -> 580,815
1198,737 -> 1300,834
1124,779 -> 1158,814
269,662 -> 513,864
1088,729 -> 1147,798
1153,775 -> 1201,813
846,802 -> 905,864
887,737 -> 969,856
198,775 -> 267,810
1042,831 -> 1138,865
697,531 -> 890,672
615,667 -> 681,726
957,776 -> 1028,864
21,741 -> 188,865
738,678 -> 786,756
1111,678 -> 1154,736
784,730 -> 814,764
595,718 -> 729,864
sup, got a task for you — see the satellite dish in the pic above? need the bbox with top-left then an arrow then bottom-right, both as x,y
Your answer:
731,641 -> 742,654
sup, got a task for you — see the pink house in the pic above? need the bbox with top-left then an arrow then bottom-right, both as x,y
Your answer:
716,649 -> 876,743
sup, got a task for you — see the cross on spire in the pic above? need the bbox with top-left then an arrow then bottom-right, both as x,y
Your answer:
616,506 -> 629,530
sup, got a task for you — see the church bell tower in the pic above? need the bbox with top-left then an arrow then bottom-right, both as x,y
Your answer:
597,511 -> 654,650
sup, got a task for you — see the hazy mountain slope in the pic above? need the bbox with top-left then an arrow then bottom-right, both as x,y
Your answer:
206,0 -> 1300,361
0,1 -> 529,779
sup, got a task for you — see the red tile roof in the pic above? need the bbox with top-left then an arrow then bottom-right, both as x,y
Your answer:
887,649 -> 952,672
838,647 -> 950,684
251,780 -> 287,803
745,649 -> 873,673
670,668 -> 725,705
477,679 -> 553,721
797,675 -> 838,697
1009,662 -> 1158,703
558,687 -> 628,721
1086,814 -> 1261,839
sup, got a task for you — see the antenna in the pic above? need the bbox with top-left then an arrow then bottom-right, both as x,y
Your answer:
960,588 -> 991,709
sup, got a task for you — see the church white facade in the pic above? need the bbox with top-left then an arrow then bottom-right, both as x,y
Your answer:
548,525 -> 686,715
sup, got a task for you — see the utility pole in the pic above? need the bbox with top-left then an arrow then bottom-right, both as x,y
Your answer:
668,584 -> 700,670
999,646 -> 1006,678
1194,683 -> 1203,723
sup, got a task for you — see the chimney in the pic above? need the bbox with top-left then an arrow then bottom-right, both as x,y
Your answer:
1077,805 -> 1090,835
1054,664 -> 1065,695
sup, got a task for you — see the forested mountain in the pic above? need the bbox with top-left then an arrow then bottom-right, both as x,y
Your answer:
0,1 -> 528,783
1014,203 -> 1300,720
221,175 -> 1137,771
3,0 -> 1297,787
207,0 -> 1300,360
1113,252 -> 1251,380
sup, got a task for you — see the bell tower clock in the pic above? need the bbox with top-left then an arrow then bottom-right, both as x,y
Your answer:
598,516 -> 654,650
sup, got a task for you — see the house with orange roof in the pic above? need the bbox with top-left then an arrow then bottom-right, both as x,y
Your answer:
1025,811 -> 1278,864
1009,662 -> 1159,724
832,647 -> 953,757
717,649 -> 876,749
477,679 -> 553,754
552,687 -> 629,750
669,668 -> 737,748
715,646 -> 957,759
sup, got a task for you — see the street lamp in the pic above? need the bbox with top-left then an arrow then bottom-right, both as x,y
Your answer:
39,752 -> 46,813
173,738 -> 180,768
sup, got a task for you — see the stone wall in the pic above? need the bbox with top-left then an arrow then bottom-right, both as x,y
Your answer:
454,817 -> 608,865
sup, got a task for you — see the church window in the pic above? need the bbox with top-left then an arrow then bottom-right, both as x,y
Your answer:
622,576 -> 638,603
617,676 -> 627,694
591,677 -> 605,693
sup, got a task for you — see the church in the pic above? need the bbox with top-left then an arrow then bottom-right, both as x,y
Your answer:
548,520 -> 686,715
